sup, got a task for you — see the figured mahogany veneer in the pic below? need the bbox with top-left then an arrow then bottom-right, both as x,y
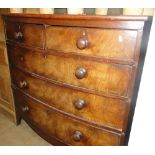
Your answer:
14,90 -> 124,146
3,14 -> 152,146
46,26 -> 137,60
11,67 -> 129,131
5,21 -> 44,48
7,44 -> 132,97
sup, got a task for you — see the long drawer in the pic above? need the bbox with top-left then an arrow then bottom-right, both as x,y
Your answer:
46,26 -> 137,61
5,21 -> 44,48
13,90 -> 123,146
11,67 -> 129,131
8,45 -> 132,97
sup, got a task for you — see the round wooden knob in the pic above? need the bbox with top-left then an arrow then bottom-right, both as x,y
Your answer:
14,32 -> 22,39
18,32 -> 23,38
14,32 -> 19,39
19,55 -> 24,61
76,38 -> 88,50
75,67 -> 87,79
72,131 -> 83,141
74,99 -> 86,110
22,106 -> 29,112
19,80 -> 27,89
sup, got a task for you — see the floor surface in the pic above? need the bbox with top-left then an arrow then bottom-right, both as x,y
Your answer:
0,113 -> 51,146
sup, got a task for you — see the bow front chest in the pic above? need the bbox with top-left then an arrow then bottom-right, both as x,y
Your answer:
3,14 -> 152,145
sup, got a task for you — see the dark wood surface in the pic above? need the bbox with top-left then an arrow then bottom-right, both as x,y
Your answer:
13,89 -> 124,146
7,44 -> 133,97
3,14 -> 152,146
3,14 -> 148,29
46,26 -> 137,60
3,14 -> 149,21
5,22 -> 44,48
11,67 -> 129,132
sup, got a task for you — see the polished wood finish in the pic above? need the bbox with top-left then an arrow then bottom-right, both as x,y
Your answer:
18,80 -> 28,89
46,26 -> 137,60
76,37 -> 88,50
75,67 -> 87,79
3,14 -> 152,145
14,90 -> 123,146
73,99 -> 86,110
4,14 -> 147,29
5,22 -> 44,48
7,45 -> 132,97
11,67 -> 129,131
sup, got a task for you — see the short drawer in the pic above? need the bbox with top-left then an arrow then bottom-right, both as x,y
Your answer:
5,21 -> 44,48
11,67 -> 129,131
8,45 -> 132,97
46,26 -> 137,60
14,90 -> 123,146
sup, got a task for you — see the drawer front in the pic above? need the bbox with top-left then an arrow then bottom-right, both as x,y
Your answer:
8,45 -> 132,97
5,21 -> 19,41
11,67 -> 129,131
46,26 -> 137,60
5,22 -> 44,48
14,90 -> 123,146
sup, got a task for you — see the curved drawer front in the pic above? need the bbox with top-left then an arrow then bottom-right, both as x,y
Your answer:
46,26 -> 137,60
11,67 -> 129,131
8,45 -> 132,97
5,22 -> 44,48
14,90 -> 123,146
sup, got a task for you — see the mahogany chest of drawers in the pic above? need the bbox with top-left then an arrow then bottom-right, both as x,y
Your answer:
3,14 -> 152,146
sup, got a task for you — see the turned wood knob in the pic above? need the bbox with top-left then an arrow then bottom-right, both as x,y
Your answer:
74,99 -> 86,110
18,32 -> 23,38
19,55 -> 24,61
19,80 -> 27,89
22,106 -> 29,112
72,131 -> 83,141
76,38 -> 88,50
75,67 -> 87,79
14,32 -> 23,39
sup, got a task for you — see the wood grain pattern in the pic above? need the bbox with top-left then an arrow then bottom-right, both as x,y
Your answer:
3,14 -> 147,30
7,42 -> 136,65
46,26 -> 137,60
5,21 -> 18,40
0,16 -> 5,42
0,64 -> 12,105
5,21 -> 44,48
8,45 -> 132,97
11,67 -> 130,131
14,90 -> 123,146
3,14 -> 152,145
0,11 -> 16,123
0,42 -> 8,65
3,14 -> 149,21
